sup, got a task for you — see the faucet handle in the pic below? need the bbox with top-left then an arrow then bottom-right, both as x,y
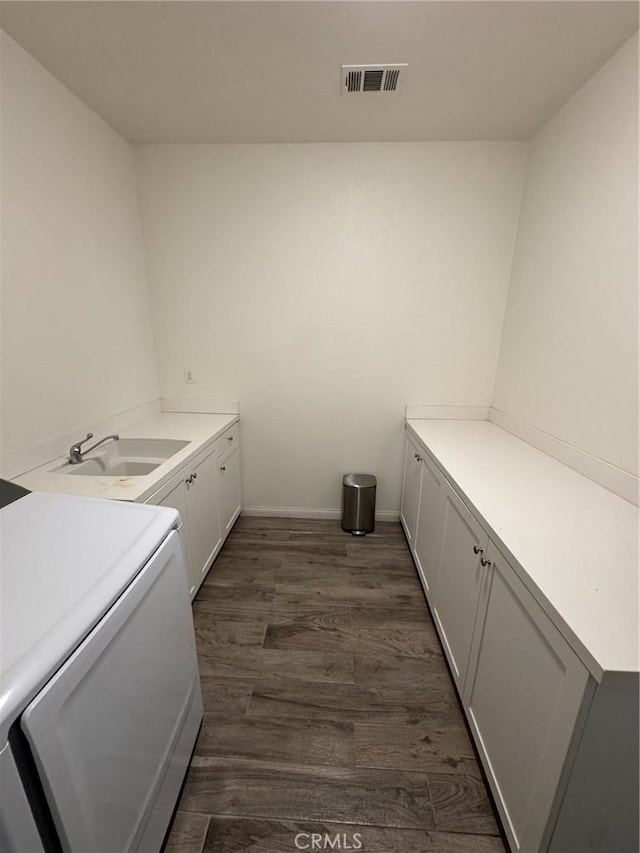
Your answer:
69,432 -> 95,464
71,433 -> 93,452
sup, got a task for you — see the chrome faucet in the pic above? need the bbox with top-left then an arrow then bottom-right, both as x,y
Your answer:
69,433 -> 119,465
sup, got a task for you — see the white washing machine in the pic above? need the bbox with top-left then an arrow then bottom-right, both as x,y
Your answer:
0,484 -> 203,852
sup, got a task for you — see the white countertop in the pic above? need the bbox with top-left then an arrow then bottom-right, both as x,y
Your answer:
407,419 -> 639,679
15,412 -> 238,503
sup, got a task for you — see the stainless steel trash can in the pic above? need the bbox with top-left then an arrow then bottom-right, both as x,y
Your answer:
342,474 -> 376,536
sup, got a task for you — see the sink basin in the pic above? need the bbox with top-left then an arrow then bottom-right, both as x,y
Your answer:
106,438 -> 189,460
66,459 -> 161,477
52,437 -> 190,477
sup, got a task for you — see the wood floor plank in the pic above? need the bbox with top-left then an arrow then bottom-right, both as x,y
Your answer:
350,626 -> 438,660
199,677 -> 253,716
197,646 -> 355,684
195,715 -> 354,767
193,602 -> 271,623
207,553 -> 283,571
347,543 -> 417,564
276,565 -> 422,594
275,563 -> 352,584
268,601 -> 352,629
348,564 -> 424,585
344,556 -> 419,574
262,623 -> 345,653
195,596 -> 351,629
429,772 -> 501,835
203,566 -> 277,591
285,532 -> 352,543
194,586 -> 275,612
203,816 -> 506,853
282,552 -> 417,573
222,539 -> 350,559
227,529 -> 301,543
354,653 -> 453,689
164,811 -> 210,853
180,756 -> 436,829
274,583 -> 422,608
349,603 -> 436,631
195,620 -> 267,650
354,719 -> 481,776
246,679 -> 457,724
263,623 -> 441,659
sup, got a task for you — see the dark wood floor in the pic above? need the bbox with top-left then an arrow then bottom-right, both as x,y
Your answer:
166,517 -> 506,853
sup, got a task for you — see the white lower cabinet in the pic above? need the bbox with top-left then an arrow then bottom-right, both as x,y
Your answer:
401,424 -> 637,852
145,423 -> 240,599
465,543 -> 589,852
431,482 -> 489,697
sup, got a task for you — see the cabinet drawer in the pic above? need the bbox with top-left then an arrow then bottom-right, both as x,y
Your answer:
212,423 -> 240,458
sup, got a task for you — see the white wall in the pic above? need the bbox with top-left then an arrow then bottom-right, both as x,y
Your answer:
492,34 -> 639,477
0,33 -> 158,460
136,143 -> 526,514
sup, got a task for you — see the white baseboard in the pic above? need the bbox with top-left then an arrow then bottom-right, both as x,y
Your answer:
489,408 -> 639,507
1,398 -> 162,481
405,404 -> 490,420
162,398 -> 240,415
242,506 -> 400,522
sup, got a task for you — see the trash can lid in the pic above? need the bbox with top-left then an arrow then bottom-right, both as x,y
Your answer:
343,474 -> 377,489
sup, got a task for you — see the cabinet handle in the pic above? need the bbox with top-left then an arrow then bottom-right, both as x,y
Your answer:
414,453 -> 422,462
185,475 -> 193,485
480,557 -> 491,567
473,545 -> 483,555
220,465 -> 226,472
227,436 -> 234,442
192,472 -> 197,481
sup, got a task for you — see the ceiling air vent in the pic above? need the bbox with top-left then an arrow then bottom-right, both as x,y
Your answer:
342,64 -> 407,94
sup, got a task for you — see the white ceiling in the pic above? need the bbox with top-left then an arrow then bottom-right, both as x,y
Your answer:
1,1 -> 637,143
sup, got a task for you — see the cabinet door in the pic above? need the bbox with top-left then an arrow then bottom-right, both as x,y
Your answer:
400,435 -> 423,549
185,446 -> 222,588
218,445 -> 241,537
431,483 -> 489,697
413,453 -> 445,601
465,544 -> 589,853
146,475 -> 195,598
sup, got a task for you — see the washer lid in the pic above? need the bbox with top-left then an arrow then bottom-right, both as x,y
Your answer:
0,492 -> 178,742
